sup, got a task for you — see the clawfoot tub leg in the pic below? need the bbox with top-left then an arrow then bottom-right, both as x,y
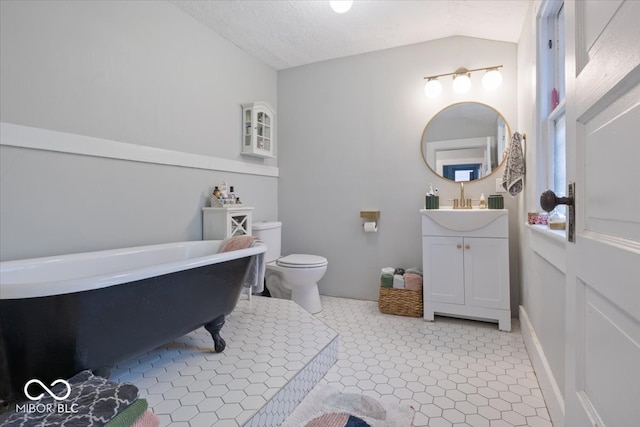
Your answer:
204,315 -> 226,353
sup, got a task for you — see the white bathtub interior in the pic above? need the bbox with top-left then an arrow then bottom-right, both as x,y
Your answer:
0,240 -> 265,299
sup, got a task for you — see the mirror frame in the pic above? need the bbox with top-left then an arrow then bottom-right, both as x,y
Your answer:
420,102 -> 511,183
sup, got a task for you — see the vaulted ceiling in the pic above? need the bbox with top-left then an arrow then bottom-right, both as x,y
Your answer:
171,0 -> 531,70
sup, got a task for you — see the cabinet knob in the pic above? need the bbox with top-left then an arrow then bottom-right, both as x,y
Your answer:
465,244 -> 470,250
456,243 -> 462,249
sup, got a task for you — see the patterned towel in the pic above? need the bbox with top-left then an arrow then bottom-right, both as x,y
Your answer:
0,370 -> 138,427
502,132 -> 525,196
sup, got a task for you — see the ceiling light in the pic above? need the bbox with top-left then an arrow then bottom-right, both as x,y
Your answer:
452,68 -> 471,94
482,68 -> 503,90
330,1 -> 353,14
424,78 -> 443,98
422,65 -> 504,97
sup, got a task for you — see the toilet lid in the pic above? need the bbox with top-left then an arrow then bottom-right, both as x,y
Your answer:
277,254 -> 328,268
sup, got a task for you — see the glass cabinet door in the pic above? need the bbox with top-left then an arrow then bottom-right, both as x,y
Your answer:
242,102 -> 275,158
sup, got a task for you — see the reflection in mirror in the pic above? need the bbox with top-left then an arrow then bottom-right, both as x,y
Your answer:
421,102 -> 509,182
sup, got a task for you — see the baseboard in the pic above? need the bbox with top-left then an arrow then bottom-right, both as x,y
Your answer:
519,305 -> 565,427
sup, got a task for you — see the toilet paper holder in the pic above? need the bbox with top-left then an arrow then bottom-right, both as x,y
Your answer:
360,211 -> 380,230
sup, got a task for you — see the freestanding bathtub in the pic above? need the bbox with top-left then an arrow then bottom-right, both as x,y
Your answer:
0,240 -> 265,402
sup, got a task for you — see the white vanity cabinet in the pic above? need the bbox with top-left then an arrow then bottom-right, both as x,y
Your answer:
241,102 -> 275,158
421,209 -> 511,331
202,207 -> 253,240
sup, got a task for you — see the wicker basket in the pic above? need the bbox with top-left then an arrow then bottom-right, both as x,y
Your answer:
379,287 -> 423,317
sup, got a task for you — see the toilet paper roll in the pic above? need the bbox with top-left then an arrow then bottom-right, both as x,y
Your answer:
364,222 -> 378,233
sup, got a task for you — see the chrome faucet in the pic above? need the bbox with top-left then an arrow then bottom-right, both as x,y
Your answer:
454,182 -> 473,209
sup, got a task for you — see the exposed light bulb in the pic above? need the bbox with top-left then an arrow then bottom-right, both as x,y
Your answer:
424,79 -> 443,97
482,69 -> 503,90
452,73 -> 471,94
330,1 -> 353,13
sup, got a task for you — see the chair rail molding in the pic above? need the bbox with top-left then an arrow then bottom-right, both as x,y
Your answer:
0,122 -> 279,178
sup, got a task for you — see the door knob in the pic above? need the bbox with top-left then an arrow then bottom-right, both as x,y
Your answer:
539,184 -> 576,243
540,189 -> 573,212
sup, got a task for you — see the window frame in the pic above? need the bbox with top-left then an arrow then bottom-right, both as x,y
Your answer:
536,0 -> 567,212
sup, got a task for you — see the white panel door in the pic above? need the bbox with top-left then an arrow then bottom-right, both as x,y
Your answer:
565,1 -> 640,426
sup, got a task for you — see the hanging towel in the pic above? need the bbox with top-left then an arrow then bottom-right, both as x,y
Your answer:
219,235 -> 266,294
502,132 -> 525,196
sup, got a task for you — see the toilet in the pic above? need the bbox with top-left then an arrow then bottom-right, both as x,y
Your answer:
252,221 -> 327,314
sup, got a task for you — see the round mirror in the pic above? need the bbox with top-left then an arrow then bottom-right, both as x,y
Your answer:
421,102 -> 510,182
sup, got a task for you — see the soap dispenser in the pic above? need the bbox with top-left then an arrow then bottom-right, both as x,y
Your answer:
479,193 -> 487,209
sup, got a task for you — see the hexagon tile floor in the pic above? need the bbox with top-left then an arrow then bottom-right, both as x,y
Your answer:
313,297 -> 553,427
111,296 -> 338,427
113,295 -> 553,427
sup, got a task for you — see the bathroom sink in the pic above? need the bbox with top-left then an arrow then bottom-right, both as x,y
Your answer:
421,208 -> 507,231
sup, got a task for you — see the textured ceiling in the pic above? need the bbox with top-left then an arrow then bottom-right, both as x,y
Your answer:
170,0 -> 531,70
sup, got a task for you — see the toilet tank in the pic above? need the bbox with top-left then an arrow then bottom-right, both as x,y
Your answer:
252,221 -> 282,263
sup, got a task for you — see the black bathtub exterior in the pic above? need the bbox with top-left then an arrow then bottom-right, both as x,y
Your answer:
0,256 -> 251,402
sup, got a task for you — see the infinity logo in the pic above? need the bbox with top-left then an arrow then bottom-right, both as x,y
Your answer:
24,379 -> 72,401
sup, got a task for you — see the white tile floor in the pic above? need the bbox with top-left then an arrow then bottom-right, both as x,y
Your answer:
111,297 -> 338,427
313,296 -> 553,427
114,295 -> 553,427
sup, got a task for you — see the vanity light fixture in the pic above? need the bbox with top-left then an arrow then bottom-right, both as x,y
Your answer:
423,65 -> 503,97
330,1 -> 353,13
482,67 -> 503,90
424,78 -> 443,97
452,68 -> 472,94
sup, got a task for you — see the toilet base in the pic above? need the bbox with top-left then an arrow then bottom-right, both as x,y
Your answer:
292,283 -> 322,314
265,273 -> 322,314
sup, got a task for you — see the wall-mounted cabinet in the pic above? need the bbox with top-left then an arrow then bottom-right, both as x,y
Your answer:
241,102 -> 276,158
421,209 -> 511,331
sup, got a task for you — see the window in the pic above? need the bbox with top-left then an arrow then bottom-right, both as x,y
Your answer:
539,1 -> 566,215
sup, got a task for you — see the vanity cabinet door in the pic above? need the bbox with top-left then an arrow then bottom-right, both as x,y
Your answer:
464,237 -> 510,310
423,236 -> 464,305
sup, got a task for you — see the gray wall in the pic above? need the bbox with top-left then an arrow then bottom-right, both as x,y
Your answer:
0,0 -> 278,260
278,36 -> 520,303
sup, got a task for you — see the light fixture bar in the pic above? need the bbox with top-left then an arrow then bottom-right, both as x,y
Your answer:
423,65 -> 503,80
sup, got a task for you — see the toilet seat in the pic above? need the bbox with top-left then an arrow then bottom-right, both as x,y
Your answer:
277,254 -> 328,268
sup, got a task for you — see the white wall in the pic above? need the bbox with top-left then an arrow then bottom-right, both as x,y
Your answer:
516,2 -> 566,425
278,36 -> 520,303
0,0 -> 278,260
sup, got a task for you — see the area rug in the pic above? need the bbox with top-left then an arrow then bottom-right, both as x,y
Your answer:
281,385 -> 415,427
